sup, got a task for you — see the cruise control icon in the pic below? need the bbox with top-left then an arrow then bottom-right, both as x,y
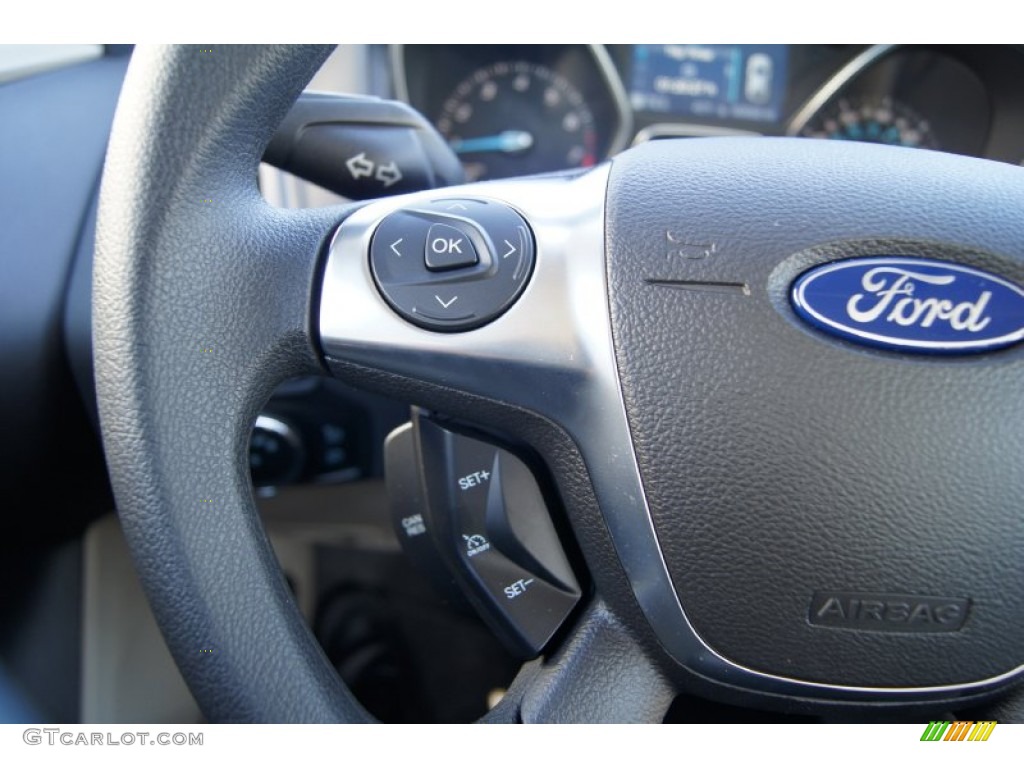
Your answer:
463,533 -> 491,557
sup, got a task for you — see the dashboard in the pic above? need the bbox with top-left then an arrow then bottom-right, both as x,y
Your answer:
391,45 -> 1024,181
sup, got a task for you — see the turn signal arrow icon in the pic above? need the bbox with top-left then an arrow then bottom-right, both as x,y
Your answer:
345,152 -> 374,180
376,161 -> 403,188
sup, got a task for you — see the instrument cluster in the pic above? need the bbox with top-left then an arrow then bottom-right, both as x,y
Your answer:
394,45 -> 1024,180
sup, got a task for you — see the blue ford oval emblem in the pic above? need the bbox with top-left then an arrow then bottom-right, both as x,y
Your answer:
791,257 -> 1024,354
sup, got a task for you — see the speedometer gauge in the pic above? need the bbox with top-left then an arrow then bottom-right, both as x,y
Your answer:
801,96 -> 939,150
436,61 -> 598,181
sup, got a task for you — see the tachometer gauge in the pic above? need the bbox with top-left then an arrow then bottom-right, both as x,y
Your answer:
801,96 -> 939,150
436,61 -> 598,181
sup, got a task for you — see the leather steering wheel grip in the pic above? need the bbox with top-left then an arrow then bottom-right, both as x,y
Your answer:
94,44 -> 372,723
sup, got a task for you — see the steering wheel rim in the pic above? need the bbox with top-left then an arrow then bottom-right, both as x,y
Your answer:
94,44 -> 674,723
95,44 -> 1024,723
94,44 -> 370,722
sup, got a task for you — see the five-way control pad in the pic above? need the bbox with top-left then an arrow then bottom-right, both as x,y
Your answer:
369,198 -> 535,332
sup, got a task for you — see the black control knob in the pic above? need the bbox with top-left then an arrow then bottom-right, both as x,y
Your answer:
369,198 -> 535,332
249,414 -> 304,487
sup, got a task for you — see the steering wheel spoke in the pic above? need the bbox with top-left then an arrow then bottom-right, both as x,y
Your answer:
499,601 -> 676,724
319,168 -> 611,419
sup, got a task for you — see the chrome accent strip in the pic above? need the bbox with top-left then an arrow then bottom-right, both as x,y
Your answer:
590,44 -> 633,157
632,122 -> 761,145
318,166 -> 1023,702
389,44 -> 409,102
254,415 -> 300,446
786,44 -> 900,136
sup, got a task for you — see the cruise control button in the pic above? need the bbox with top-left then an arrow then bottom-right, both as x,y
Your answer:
384,423 -> 469,610
460,548 -> 579,654
411,416 -> 581,658
425,223 -> 478,271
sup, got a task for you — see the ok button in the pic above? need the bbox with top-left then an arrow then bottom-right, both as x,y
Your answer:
424,222 -> 479,272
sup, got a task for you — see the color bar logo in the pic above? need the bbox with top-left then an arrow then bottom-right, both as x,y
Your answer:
920,721 -> 997,742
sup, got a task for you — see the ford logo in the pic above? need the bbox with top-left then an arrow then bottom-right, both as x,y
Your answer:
791,257 -> 1024,354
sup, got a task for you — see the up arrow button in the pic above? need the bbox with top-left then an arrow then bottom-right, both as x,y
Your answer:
424,223 -> 479,271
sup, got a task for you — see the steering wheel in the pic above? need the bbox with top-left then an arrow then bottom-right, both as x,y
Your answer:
94,45 -> 1024,723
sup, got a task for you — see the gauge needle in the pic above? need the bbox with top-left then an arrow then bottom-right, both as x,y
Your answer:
450,130 -> 534,155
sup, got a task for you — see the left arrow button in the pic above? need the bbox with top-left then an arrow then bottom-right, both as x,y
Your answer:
369,212 -> 432,285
